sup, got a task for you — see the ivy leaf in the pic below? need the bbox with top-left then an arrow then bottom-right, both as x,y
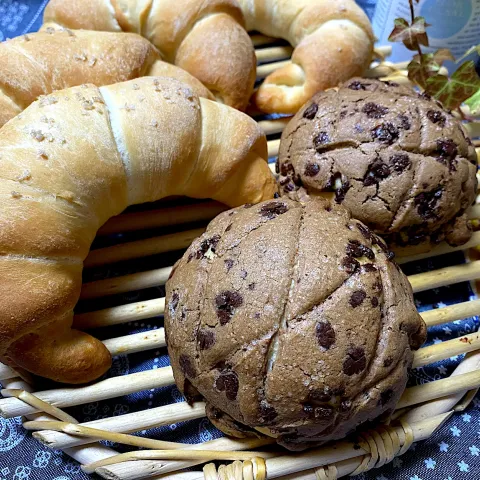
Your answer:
465,89 -> 480,116
408,54 -> 441,89
433,48 -> 455,65
388,16 -> 430,51
425,61 -> 480,110
456,45 -> 480,64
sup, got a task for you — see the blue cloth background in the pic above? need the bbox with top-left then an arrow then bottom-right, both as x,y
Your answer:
1,1 -> 480,479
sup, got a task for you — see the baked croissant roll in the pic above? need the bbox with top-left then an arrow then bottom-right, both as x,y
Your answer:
239,0 -> 375,114
42,0 -> 256,111
0,27 -> 214,128
0,77 -> 276,384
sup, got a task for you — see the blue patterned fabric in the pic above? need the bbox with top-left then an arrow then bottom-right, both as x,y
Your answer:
1,1 -> 480,479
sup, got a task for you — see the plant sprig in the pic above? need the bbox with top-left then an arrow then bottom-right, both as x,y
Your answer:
388,0 -> 480,113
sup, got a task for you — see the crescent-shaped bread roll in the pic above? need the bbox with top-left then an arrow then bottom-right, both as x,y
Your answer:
0,28 -> 214,128
239,0 -> 374,114
0,77 -> 276,384
42,0 -> 256,111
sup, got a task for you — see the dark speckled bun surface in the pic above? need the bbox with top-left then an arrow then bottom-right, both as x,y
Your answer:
277,78 -> 478,254
164,196 -> 426,451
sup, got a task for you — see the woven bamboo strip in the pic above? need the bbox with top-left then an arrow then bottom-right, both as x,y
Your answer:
31,366 -> 476,452
403,351 -> 480,423
80,267 -> 172,300
97,202 -> 227,236
0,367 -> 175,417
258,118 -> 290,136
0,363 -> 17,380
84,227 -> 205,268
72,261 -> 480,330
251,34 -> 277,47
1,377 -> 119,469
412,332 -> 480,367
99,414 -> 448,480
397,369 -> 480,409
74,298 -> 165,330
465,121 -> 480,138
409,260 -> 480,293
268,139 -> 280,158
420,299 -> 480,327
256,60 -> 291,79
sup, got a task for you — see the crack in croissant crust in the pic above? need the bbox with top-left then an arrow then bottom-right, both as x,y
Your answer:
165,196 -> 426,450
42,0 -> 257,111
0,76 -> 276,384
277,78 -> 478,254
238,0 -> 375,114
0,27 -> 215,129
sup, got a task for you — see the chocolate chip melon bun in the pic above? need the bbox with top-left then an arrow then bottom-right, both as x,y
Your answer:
277,78 -> 478,252
164,197 -> 426,451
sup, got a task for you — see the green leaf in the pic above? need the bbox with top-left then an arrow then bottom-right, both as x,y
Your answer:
425,61 -> 480,110
456,45 -> 480,64
465,89 -> 480,116
408,54 -> 440,89
388,16 -> 430,51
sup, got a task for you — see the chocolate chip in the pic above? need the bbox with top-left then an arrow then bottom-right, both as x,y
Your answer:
371,297 -> 379,307
372,122 -> 399,144
314,131 -> 330,152
215,370 -> 239,401
179,354 -> 196,378
225,224 -> 232,232
198,329 -> 215,350
414,188 -> 443,220
280,162 -> 294,177
343,346 -> 366,375
303,103 -> 318,119
362,263 -> 377,273
314,406 -> 334,420
346,240 -> 374,260
283,182 -> 295,192
340,109 -> 348,119
304,162 -> 320,177
379,389 -> 394,406
224,259 -> 234,272
384,81 -> 400,87
308,389 -> 332,403
275,159 -> 280,174
373,280 -> 383,292
240,270 -> 247,279
362,102 -> 389,119
259,401 -> 277,424
339,400 -> 352,412
348,80 -> 369,90
427,110 -> 446,127
215,291 -> 243,325
248,283 -> 256,291
435,139 -> 458,171
244,203 -> 254,208
316,321 -> 336,349
357,223 -> 372,240
194,234 -> 221,260
383,357 -> 393,367
169,292 -> 179,316
397,114 -> 411,130
349,290 -> 367,308
274,192 -> 280,199
341,256 -> 360,274
260,201 -> 288,219
363,159 -> 390,186
303,404 -> 314,415
389,153 -> 411,173
419,92 -> 432,100
328,173 -> 351,204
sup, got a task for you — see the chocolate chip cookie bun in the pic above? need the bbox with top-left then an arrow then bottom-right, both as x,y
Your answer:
277,78 -> 478,253
164,197 -> 426,451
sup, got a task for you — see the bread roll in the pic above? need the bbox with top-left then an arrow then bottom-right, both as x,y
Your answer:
0,28 -> 214,128
43,0 -> 256,110
0,77 -> 276,384
239,0 -> 374,114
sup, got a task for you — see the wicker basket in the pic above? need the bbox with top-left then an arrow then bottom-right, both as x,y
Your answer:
0,36 -> 480,480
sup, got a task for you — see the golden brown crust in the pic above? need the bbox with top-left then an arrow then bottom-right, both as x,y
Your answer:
0,28 -> 213,128
43,0 -> 256,110
239,0 -> 374,114
0,77 -> 275,384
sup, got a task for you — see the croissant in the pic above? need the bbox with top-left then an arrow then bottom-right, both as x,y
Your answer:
42,0 -> 256,111
0,77 -> 276,384
0,27 -> 214,128
238,0 -> 375,114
